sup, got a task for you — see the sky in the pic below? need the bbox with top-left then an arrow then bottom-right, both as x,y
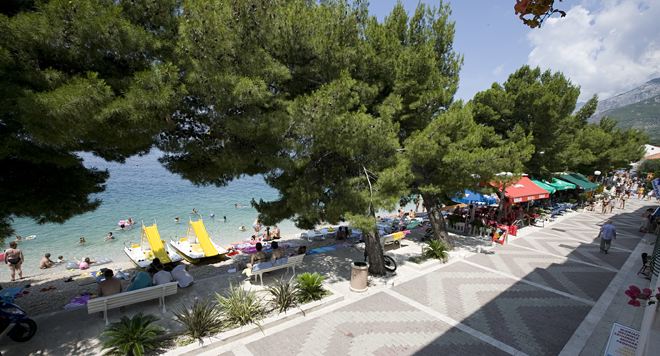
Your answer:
368,0 -> 660,102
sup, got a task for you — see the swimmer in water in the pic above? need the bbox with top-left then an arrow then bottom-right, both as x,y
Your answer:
105,232 -> 115,241
210,213 -> 215,219
239,225 -> 247,232
174,216 -> 180,224
79,236 -> 86,245
223,215 -> 227,223
192,208 -> 198,215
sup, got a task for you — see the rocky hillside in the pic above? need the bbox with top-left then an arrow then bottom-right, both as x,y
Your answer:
591,77 -> 660,119
589,77 -> 660,144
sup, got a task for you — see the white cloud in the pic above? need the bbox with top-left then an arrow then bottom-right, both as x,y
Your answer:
492,64 -> 504,76
527,0 -> 660,100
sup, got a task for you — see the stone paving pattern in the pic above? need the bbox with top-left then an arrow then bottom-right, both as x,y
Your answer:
187,200 -> 652,356
245,292 -> 508,356
465,245 -> 616,301
393,261 -> 592,355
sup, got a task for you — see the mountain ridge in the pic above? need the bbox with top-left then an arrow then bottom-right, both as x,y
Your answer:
588,77 -> 660,145
591,77 -> 660,120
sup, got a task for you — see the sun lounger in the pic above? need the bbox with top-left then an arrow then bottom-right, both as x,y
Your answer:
249,254 -> 305,285
381,231 -> 408,247
301,230 -> 325,242
87,282 -> 178,325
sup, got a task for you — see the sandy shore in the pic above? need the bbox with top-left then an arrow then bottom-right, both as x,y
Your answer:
1,232 -> 338,316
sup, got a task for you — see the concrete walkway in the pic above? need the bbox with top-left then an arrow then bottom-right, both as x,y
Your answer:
178,198 -> 656,356
2,198 -> 655,355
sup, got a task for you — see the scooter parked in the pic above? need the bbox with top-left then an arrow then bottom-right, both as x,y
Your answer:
0,300 -> 37,342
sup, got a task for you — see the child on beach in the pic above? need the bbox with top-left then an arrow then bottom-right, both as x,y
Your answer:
39,253 -> 54,269
78,257 -> 93,270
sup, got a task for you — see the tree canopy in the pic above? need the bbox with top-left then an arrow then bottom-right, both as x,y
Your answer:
0,0 -> 180,239
0,0 -> 647,251
401,103 -> 533,245
471,66 -> 645,179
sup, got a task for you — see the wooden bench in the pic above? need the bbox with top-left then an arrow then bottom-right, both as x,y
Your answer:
250,254 -> 305,285
87,282 -> 178,325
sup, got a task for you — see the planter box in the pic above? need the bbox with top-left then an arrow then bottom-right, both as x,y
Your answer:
164,284 -> 343,356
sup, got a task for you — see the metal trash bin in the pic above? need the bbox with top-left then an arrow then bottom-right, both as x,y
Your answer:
350,261 -> 368,292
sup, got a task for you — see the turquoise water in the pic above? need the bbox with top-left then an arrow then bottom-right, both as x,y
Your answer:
3,150 -> 302,277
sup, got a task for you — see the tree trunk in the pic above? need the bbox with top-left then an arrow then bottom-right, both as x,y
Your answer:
422,194 -> 453,248
364,229 -> 385,276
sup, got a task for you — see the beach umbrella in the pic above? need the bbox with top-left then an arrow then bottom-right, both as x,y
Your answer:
453,190 -> 498,205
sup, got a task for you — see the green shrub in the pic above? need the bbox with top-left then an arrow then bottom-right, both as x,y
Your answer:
216,285 -> 266,329
295,272 -> 327,303
173,299 -> 223,342
267,278 -> 300,314
101,313 -> 164,356
422,240 -> 448,262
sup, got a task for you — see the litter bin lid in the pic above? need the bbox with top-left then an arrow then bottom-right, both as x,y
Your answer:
353,261 -> 368,267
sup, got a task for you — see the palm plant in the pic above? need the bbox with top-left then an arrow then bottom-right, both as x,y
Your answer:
173,299 -> 223,343
422,239 -> 449,262
295,272 -> 327,303
216,285 -> 266,329
266,277 -> 300,314
101,313 -> 164,356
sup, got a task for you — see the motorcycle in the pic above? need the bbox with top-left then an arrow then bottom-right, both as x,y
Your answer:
0,300 -> 37,342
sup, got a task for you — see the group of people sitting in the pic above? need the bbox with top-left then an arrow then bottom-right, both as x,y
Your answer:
97,258 -> 194,298
243,241 -> 306,276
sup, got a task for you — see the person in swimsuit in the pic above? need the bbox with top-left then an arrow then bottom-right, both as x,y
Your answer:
4,241 -> 24,281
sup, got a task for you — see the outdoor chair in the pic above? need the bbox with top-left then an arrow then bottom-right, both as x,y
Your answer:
637,253 -> 651,278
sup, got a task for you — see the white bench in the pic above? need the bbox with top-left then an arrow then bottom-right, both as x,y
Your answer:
250,254 -> 305,285
87,282 -> 178,325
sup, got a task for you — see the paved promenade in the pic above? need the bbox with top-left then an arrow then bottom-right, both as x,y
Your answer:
188,198 -> 655,356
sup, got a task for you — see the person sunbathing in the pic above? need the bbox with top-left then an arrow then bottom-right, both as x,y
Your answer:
78,257 -> 94,270
270,241 -> 285,261
98,269 -> 122,297
249,243 -> 266,266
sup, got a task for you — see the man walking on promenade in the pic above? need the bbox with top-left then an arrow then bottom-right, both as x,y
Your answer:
598,220 -> 616,254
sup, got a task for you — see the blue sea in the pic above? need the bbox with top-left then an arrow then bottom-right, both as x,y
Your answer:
3,150 -> 303,277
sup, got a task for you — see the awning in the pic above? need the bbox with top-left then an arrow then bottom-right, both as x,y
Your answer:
545,177 -> 576,191
452,190 -> 498,205
530,179 -> 557,194
492,176 -> 550,203
558,173 -> 599,192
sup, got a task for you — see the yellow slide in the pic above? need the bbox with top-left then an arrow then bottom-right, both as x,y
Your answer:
143,224 -> 172,263
190,220 -> 219,257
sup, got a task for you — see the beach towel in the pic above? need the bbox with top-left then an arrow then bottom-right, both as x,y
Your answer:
64,293 -> 92,310
307,245 -> 337,255
0,287 -> 23,303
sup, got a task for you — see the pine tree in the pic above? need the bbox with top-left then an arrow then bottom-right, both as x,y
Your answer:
0,0 -> 180,240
